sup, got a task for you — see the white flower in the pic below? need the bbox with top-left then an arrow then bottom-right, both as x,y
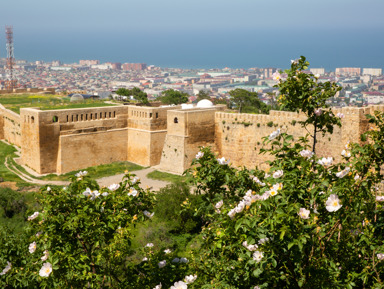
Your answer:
75,170 -> 88,178
29,241 -> 37,254
269,128 -> 280,140
144,210 -> 154,218
252,251 -> 264,262
28,212 -> 39,221
195,151 -> 204,159
46,186 -> 51,192
215,200 -> 223,209
376,196 -> 384,202
0,261 -> 11,275
217,157 -> 229,165
341,150 -> 351,158
228,208 -> 236,219
90,190 -> 100,200
336,167 -> 350,178
102,192 -> 109,197
142,257 -> 148,262
128,188 -> 138,197
172,258 -> 180,263
170,281 -> 188,289
108,183 -> 120,191
132,176 -> 140,184
180,257 -> 188,263
273,170 -> 283,179
272,71 -> 281,81
354,174 -> 360,181
300,150 -> 313,158
243,241 -> 258,251
146,243 -> 154,248
258,238 -> 269,245
153,283 -> 162,289
298,208 -> 310,219
83,187 -> 92,197
318,157 -> 333,166
319,191 -> 325,195
326,194 -> 342,212
39,262 -> 52,277
336,112 -> 345,119
184,274 -> 197,284
377,253 -> 384,260
158,260 -> 166,268
36,231 -> 43,237
164,249 -> 171,254
251,176 -> 265,186
314,74 -> 320,78
41,250 -> 49,261
314,108 -> 323,116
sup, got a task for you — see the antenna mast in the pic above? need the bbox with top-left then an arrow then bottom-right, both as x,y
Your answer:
5,25 -> 17,90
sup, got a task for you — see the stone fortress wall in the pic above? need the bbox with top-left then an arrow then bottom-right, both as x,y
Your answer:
1,100 -> 384,176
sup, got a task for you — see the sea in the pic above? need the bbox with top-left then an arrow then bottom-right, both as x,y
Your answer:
2,27 -> 384,71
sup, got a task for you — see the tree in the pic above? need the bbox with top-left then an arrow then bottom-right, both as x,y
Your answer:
158,89 -> 189,105
116,87 -> 149,104
196,90 -> 210,102
229,88 -> 269,114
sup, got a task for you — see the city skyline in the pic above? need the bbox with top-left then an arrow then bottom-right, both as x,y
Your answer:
1,0 -> 384,69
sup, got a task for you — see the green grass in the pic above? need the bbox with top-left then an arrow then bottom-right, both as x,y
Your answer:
0,94 -> 117,114
146,170 -> 187,183
40,161 -> 145,181
0,141 -> 27,185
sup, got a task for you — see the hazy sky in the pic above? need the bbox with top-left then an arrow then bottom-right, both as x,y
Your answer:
2,0 -> 384,32
1,0 -> 384,68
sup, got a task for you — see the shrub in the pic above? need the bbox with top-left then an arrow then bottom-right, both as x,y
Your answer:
0,188 -> 27,218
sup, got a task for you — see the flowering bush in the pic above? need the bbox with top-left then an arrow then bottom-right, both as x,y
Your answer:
186,58 -> 384,288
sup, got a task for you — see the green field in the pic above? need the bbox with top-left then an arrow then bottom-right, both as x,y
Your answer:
146,170 -> 187,183
0,94 -> 117,114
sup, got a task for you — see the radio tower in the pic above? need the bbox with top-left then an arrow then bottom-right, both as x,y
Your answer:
5,25 -> 17,90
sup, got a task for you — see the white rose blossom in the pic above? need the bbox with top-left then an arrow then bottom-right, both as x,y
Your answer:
195,151 -> 204,159
41,250 -> 49,261
217,157 -> 229,165
132,176 -> 140,184
146,243 -> 154,248
336,167 -> 350,178
273,170 -> 284,179
108,183 -> 120,191
215,200 -> 223,209
170,281 -> 188,289
300,150 -> 314,158
272,71 -> 281,81
376,196 -> 384,202
29,241 -> 37,254
39,262 -> 53,277
28,211 -> 39,221
184,274 -> 197,284
253,251 -> 264,262
377,253 -> 384,260
318,157 -> 333,166
153,283 -> 162,289
127,188 -> 138,197
242,240 -> 258,251
336,112 -> 345,119
269,128 -> 280,140
298,208 -> 310,219
75,170 -> 88,178
164,249 -> 171,254
341,150 -> 351,158
158,260 -> 166,268
326,194 -> 342,212
0,261 -> 11,275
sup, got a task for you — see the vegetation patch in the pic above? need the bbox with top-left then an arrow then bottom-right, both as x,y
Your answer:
147,170 -> 187,183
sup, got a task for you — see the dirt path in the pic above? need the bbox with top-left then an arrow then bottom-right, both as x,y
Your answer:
4,156 -> 169,191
